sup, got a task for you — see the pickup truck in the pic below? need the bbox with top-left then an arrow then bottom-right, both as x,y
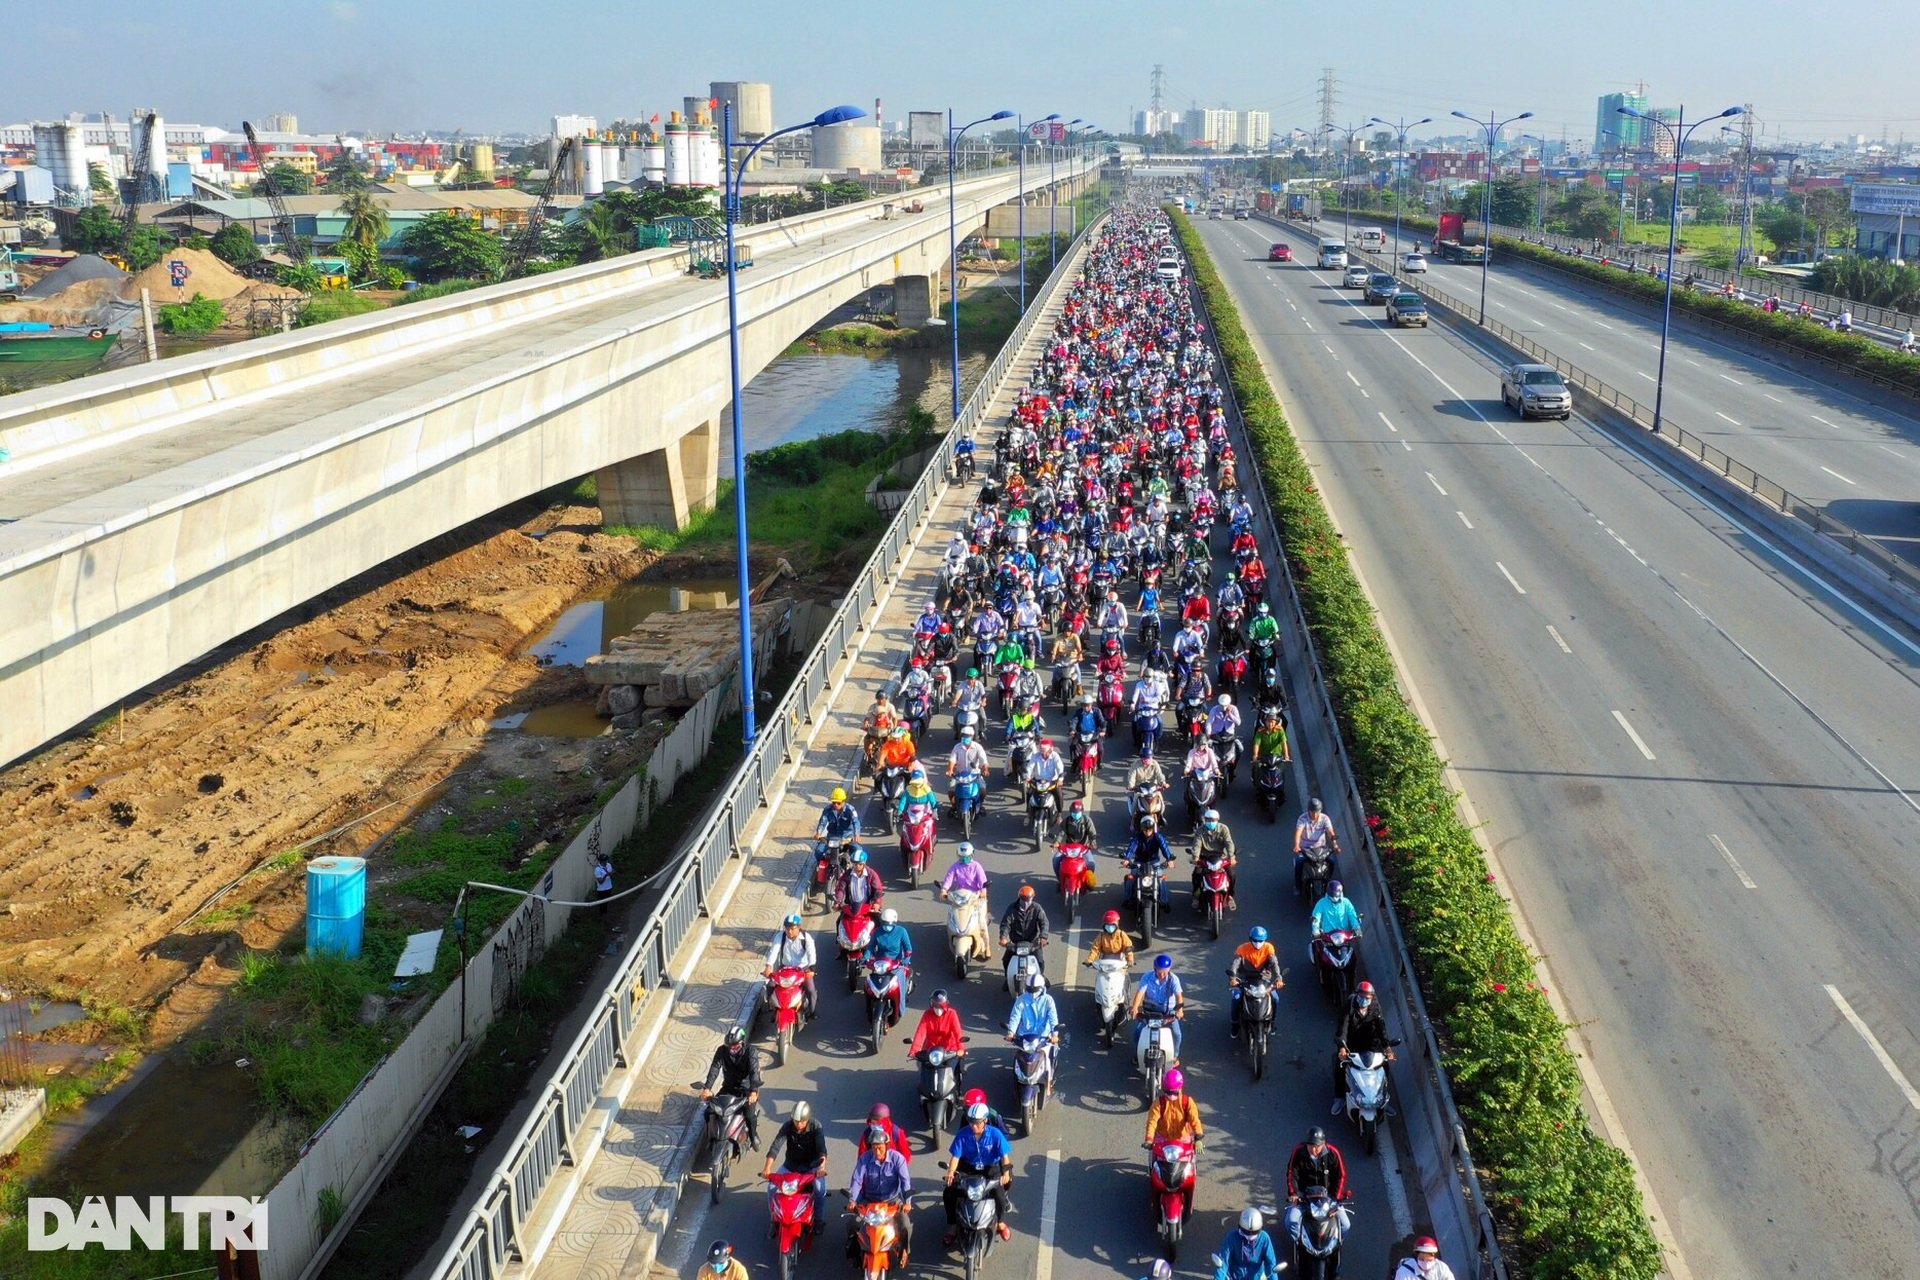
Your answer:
1385,292 -> 1429,327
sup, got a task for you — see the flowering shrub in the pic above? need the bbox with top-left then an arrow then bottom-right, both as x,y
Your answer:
1172,210 -> 1663,1280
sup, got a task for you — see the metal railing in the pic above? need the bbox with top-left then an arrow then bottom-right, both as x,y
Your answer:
1271,213 -> 1920,599
1180,225 -> 1511,1280
426,209 -> 1110,1280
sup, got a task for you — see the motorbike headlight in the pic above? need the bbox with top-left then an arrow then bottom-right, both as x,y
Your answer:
1161,1143 -> 1184,1161
860,1207 -> 892,1225
927,1047 -> 947,1067
965,1179 -> 988,1201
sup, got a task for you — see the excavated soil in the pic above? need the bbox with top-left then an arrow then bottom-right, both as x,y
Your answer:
0,501 -> 661,1026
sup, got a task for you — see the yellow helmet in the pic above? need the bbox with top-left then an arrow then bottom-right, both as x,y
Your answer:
830,787 -> 848,803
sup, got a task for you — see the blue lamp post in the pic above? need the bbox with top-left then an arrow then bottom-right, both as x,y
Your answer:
1451,107 -> 1534,324
1066,124 -> 1097,241
1520,134 -> 1552,229
948,108 -> 1014,422
1019,112 -> 1062,313
1051,118 -> 1082,276
724,100 -> 864,744
1368,115 -> 1431,259
1619,102 -> 1744,433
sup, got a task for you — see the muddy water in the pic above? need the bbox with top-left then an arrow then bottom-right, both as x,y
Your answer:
720,346 -> 987,470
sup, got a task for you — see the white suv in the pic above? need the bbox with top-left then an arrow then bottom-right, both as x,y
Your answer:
1343,264 -> 1371,289
1501,362 -> 1574,420
1156,256 -> 1181,282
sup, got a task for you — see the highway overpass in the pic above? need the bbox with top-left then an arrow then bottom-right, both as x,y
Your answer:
0,161 -> 1094,769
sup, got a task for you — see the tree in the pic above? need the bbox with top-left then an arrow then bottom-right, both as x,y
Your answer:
88,162 -> 113,196
1551,183 -> 1619,240
1754,203 -> 1812,258
123,225 -> 166,272
67,204 -> 125,254
1803,188 -> 1853,253
565,199 -> 628,264
264,162 -> 313,196
339,189 -> 390,252
336,237 -> 379,281
396,210 -> 502,280
156,292 -> 227,335
276,262 -> 325,292
323,151 -> 368,192
1453,176 -> 1534,228
210,222 -> 263,267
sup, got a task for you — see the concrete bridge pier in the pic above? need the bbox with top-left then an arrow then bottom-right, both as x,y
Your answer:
595,415 -> 720,530
894,271 -> 939,329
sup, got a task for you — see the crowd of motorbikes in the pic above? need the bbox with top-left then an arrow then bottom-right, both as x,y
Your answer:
691,202 -> 1449,1280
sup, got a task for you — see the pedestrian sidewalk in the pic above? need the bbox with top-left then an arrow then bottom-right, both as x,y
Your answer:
527,260 -> 1084,1280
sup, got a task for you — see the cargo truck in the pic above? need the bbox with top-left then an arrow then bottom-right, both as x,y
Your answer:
1434,211 -> 1488,264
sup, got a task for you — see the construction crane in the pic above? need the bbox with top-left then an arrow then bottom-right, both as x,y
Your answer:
499,136 -> 572,281
120,111 -> 158,250
242,119 -> 308,264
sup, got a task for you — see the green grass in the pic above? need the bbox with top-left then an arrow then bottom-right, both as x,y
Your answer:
294,291 -> 387,328
392,278 -> 485,306
787,323 -> 920,355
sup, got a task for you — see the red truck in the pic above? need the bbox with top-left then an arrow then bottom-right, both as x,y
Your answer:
1434,211 -> 1487,264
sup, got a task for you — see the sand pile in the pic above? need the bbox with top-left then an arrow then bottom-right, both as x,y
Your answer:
20,253 -> 126,300
0,277 -> 126,326
119,248 -> 250,302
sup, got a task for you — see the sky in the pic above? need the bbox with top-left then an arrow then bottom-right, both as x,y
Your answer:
3,0 -> 1914,146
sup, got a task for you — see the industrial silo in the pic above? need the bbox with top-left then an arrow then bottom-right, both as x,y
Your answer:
582,137 -> 605,195
811,121 -> 883,173
664,116 -> 692,187
642,138 -> 665,185
709,81 -> 773,139
34,121 -> 88,206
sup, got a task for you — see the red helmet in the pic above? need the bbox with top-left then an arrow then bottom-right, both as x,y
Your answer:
1414,1238 -> 1439,1255
1105,637 -> 1121,653
1103,909 -> 1122,925
938,622 -> 951,634
1019,884 -> 1036,899
1356,981 -> 1375,996
963,1087 -> 988,1108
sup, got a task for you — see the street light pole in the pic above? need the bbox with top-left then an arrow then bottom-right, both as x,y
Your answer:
1451,107 -> 1533,325
949,108 -> 1014,422
1018,112 -> 1061,314
1369,115 -> 1431,260
1619,102 -> 1744,434
725,101 -> 865,743
1521,134 -> 1551,230
1327,123 -> 1365,245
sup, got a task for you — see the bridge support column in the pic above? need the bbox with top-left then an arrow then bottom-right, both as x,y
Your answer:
596,416 -> 720,531
894,272 -> 938,329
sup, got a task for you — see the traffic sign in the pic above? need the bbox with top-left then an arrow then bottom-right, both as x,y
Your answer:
168,260 -> 190,288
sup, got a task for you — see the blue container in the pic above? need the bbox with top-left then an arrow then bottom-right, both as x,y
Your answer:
306,856 -> 367,959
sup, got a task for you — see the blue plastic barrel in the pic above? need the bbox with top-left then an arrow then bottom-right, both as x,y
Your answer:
306,856 -> 367,959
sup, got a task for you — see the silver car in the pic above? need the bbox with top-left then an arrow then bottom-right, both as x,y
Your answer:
1501,363 -> 1574,420
1343,264 -> 1371,289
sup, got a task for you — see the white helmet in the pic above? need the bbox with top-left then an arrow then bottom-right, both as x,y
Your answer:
881,908 -> 899,926
1218,693 -> 1232,706
1239,1207 -> 1264,1233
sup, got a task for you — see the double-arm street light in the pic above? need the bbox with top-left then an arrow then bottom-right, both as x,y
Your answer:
1521,134 -> 1552,229
1369,115 -> 1431,259
949,108 -> 1015,422
1067,124 -> 1098,241
1050,118 -> 1083,276
1017,112 -> 1062,313
724,101 -> 865,743
1451,107 -> 1533,324
1326,122 -> 1368,244
1620,102 -> 1744,433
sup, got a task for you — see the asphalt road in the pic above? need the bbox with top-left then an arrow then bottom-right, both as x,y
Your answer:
648,322 -> 1418,1273
1277,214 -> 1920,529
1200,214 -> 1920,1278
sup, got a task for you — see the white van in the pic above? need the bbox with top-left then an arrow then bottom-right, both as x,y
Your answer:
1356,227 -> 1387,252
1155,255 -> 1181,282
1317,238 -> 1348,269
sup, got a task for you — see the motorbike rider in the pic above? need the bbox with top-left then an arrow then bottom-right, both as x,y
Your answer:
908,988 -> 966,1058
760,1101 -> 829,1225
1394,1238 -> 1458,1280
1066,691 -> 1108,745
703,1241 -> 751,1280
836,848 -> 885,912
939,841 -> 990,899
867,908 -> 914,1019
1143,1064 -> 1203,1144
896,766 -> 939,827
1013,656 -> 1046,709
947,725 -> 991,800
1189,808 -> 1239,909
954,667 -> 989,719
846,1125 -> 914,1259
992,629 -> 1028,679
698,1026 -> 762,1150
1206,692 -> 1242,740
1174,661 -> 1213,716
1336,980 -> 1395,1095
1131,953 -> 1187,1057
1024,737 -> 1067,805
960,1086 -> 1010,1137
1183,734 -> 1222,796
1123,815 -> 1176,916
862,691 -> 900,768
763,913 -> 818,1019
999,884 -> 1052,978
942,1104 -> 1015,1245
1286,1127 -> 1350,1203
1085,908 -> 1135,966
1004,970 -> 1062,1077
815,786 -> 860,855
876,723 -> 918,780
858,1101 -> 914,1164
1129,671 -> 1166,750
1097,588 -> 1129,637
1310,880 -> 1362,941
1293,797 -> 1340,896
1049,628 -> 1086,702
1227,926 -> 1282,1037
1214,1208 -> 1282,1280
1060,796 -> 1099,847
1250,707 -> 1290,768
1128,746 -> 1169,798
914,599 -> 944,639
1247,600 -> 1280,650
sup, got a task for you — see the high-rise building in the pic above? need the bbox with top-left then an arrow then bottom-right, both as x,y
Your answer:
1647,108 -> 1679,159
1134,108 -> 1178,138
262,112 -> 298,134
1595,89 -> 1647,153
1189,108 -> 1236,149
1239,110 -> 1271,151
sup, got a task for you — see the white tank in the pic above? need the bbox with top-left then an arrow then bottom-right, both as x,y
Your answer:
582,138 -> 605,195
34,121 -> 88,206
664,121 -> 692,187
642,142 -> 665,185
811,122 -> 883,173
693,126 -> 720,189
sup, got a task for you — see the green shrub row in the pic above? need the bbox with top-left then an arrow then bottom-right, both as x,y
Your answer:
1173,209 -> 1663,1280
1322,207 -> 1920,393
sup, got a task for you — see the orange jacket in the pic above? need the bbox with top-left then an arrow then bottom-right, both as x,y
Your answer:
878,737 -> 917,770
1145,1092 -> 1203,1145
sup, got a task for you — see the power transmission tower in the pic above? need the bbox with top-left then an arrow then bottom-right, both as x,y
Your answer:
1318,68 -> 1337,133
1150,64 -> 1165,112
1737,105 -> 1756,265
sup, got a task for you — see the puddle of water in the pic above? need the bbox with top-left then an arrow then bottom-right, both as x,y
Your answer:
526,601 -> 604,667
489,711 -> 530,731
1,998 -> 86,1035
526,576 -> 737,669
519,700 -> 610,738
71,784 -> 96,801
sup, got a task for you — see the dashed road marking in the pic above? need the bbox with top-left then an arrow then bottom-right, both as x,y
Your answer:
1821,466 -> 1856,486
1826,986 -> 1920,1111
1379,412 -> 1398,433
1456,511 -> 1473,529
1546,625 -> 1572,653
1495,561 -> 1526,594
1715,412 -> 1741,426
1426,472 -> 1448,496
1709,835 -> 1757,890
1611,709 -> 1657,761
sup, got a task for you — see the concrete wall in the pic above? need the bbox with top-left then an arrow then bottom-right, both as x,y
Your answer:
0,164 -> 1091,769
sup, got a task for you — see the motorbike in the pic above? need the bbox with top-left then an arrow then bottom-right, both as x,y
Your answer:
1088,954 -> 1130,1047
996,660 -> 1024,718
1209,729 -> 1241,790
764,964 -> 811,1067
1184,768 -> 1219,832
955,440 -> 976,481
1097,672 -> 1125,734
1012,1033 -> 1057,1137
1233,977 -> 1277,1081
1131,706 -> 1163,756
864,956 -> 910,1056
944,1164 -> 1004,1280
846,1196 -> 909,1280
876,765 -> 908,833
1026,777 -> 1060,852
1299,846 -> 1334,904
699,1091 -> 753,1203
914,1043 -> 967,1135
811,835 -> 856,910
837,902 -> 877,993
950,768 -> 984,841
946,886 -> 990,980
1005,940 -> 1043,998
1134,1013 -> 1178,1105
1216,646 -> 1248,694
1131,859 -> 1168,943
1288,1186 -> 1351,1280
953,699 -> 983,745
1311,929 -> 1360,1006
766,1170 -> 820,1280
1070,728 -> 1102,799
1007,726 -> 1038,785
1054,661 -> 1084,710
1342,1040 -> 1402,1154
1254,755 -> 1286,824
902,683 -> 933,740
1054,842 -> 1092,925
1129,782 -> 1166,834
1177,695 -> 1208,743
1147,1136 -> 1198,1260
899,804 -> 936,887
1197,856 -> 1232,940
1139,609 -> 1162,649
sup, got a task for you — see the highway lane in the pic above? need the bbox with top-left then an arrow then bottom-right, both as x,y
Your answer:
1290,214 -> 1920,523
1201,215 -> 1920,1279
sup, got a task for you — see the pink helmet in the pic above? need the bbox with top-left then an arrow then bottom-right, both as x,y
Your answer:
1163,1068 -> 1185,1093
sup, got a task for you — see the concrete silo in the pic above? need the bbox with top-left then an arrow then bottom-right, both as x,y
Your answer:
810,121 -> 883,173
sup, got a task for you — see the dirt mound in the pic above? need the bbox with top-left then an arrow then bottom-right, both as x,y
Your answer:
119,247 -> 250,302
0,277 -> 126,326
21,253 -> 126,300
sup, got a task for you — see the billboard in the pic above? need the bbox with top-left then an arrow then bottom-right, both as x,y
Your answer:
1852,182 -> 1920,217
908,111 -> 945,149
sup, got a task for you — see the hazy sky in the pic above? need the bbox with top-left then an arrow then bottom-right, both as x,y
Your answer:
3,0 -> 1911,145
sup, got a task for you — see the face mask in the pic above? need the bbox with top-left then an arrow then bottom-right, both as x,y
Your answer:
1104,923 -> 1118,934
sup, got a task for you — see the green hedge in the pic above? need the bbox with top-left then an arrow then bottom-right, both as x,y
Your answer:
1322,207 -> 1920,393
1172,209 -> 1663,1280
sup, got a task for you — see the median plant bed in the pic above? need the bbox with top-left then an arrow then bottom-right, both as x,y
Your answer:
1172,209 -> 1663,1279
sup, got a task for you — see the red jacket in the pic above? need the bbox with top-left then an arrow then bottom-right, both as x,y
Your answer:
908,1005 -> 965,1057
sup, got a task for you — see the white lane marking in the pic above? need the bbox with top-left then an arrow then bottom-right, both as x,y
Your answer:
1379,412 -> 1399,433
1379,1125 -> 1415,1236
1551,301 -> 1572,312
1708,835 -> 1757,890
1360,388 -> 1371,398
1346,370 -> 1361,387
1036,1148 -> 1063,1280
1611,709 -> 1658,761
1825,986 -> 1920,1112
1637,371 -> 1655,381
1594,320 -> 1615,330
1882,445 -> 1904,457
1495,561 -> 1527,594
1302,319 -> 1314,330
1456,511 -> 1474,529
1324,343 -> 1336,356
1719,373 -> 1743,385
1401,441 -> 1412,452
1062,925 -> 1080,990
1764,393 -> 1783,403
1812,414 -> 1838,428
1821,466 -> 1857,486
1426,472 -> 1448,496
1685,358 -> 1701,367
1578,341 -> 1595,350
1546,625 -> 1572,653
1715,412 -> 1742,426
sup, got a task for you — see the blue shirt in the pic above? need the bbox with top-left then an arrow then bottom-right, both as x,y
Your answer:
948,1122 -> 1013,1169
1214,1228 -> 1281,1280
1004,991 -> 1060,1040
1135,970 -> 1184,1014
868,922 -> 913,963
849,1148 -> 911,1203
1311,895 -> 1362,936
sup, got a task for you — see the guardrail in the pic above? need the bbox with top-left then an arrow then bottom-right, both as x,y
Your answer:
425,209 -> 1110,1280
1265,212 -> 1920,600
1181,223 -> 1511,1280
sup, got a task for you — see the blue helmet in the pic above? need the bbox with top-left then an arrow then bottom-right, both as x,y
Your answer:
1249,926 -> 1269,944
1154,954 -> 1173,971
852,848 -> 868,864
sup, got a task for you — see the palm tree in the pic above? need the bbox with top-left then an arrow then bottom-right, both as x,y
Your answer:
340,190 -> 390,253
570,201 -> 626,263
